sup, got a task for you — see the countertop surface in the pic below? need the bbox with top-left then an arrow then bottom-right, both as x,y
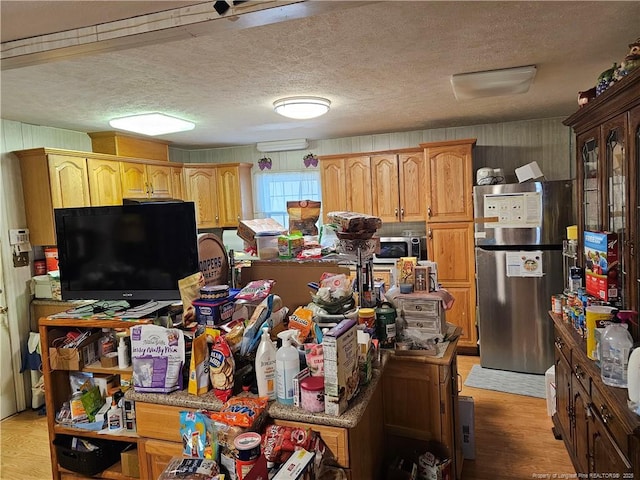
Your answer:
126,356 -> 387,429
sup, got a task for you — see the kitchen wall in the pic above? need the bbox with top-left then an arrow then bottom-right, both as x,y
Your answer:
171,116 -> 575,183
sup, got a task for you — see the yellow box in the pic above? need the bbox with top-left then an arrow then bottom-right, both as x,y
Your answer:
566,225 -> 578,240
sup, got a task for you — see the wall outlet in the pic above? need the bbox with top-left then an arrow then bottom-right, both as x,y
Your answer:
13,251 -> 29,267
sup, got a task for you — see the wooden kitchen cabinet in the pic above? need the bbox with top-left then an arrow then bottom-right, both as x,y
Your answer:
346,156 -> 373,216
551,313 -> 640,477
87,158 -> 123,206
382,331 -> 463,479
120,161 -> 173,199
423,139 -> 475,223
371,149 -> 426,223
319,157 -> 348,222
16,149 -> 91,245
171,166 -> 184,200
319,154 -> 372,221
183,163 -> 253,229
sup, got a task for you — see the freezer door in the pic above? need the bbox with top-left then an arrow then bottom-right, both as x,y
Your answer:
476,247 -> 563,374
473,180 -> 574,246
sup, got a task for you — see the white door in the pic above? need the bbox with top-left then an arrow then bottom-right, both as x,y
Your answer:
0,237 -> 18,419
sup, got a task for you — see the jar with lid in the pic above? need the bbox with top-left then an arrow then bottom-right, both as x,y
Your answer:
300,376 -> 325,413
357,308 -> 375,329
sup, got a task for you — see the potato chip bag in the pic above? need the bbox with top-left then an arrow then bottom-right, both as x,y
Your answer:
209,336 -> 234,402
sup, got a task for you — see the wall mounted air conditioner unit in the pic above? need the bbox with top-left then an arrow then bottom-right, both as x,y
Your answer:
256,138 -> 308,152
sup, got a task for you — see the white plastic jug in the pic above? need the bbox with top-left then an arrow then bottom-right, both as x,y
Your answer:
600,322 -> 633,388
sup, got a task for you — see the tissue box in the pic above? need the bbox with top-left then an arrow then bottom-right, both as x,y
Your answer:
584,231 -> 619,302
515,161 -> 544,183
237,218 -> 286,248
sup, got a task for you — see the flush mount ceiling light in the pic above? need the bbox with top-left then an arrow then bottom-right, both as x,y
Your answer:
256,138 -> 309,152
108,113 -> 195,136
273,96 -> 331,119
450,65 -> 537,101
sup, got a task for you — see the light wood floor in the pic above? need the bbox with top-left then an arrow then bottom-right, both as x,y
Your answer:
0,355 -> 574,479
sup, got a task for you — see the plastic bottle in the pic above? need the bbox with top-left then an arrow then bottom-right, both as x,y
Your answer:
275,330 -> 300,405
99,328 -> 116,357
628,347 -> 640,412
600,311 -> 634,388
255,327 -> 277,400
107,399 -> 123,431
117,336 -> 130,368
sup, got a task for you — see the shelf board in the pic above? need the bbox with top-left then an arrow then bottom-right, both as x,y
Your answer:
54,424 -> 139,441
82,361 -> 132,375
59,462 -> 138,480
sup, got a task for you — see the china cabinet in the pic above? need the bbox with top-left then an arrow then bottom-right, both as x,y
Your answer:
563,68 -> 640,332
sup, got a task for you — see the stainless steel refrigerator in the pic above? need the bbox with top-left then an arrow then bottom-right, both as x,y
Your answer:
473,180 -> 574,374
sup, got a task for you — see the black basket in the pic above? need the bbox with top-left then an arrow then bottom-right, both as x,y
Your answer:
53,435 -> 127,476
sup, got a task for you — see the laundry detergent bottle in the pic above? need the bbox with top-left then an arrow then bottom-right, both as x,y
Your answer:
275,330 -> 300,405
600,311 -> 635,388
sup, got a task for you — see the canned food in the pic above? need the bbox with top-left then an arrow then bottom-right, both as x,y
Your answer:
551,295 -> 563,315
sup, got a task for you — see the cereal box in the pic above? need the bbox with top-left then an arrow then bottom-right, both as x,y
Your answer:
322,319 -> 359,416
584,231 -> 619,302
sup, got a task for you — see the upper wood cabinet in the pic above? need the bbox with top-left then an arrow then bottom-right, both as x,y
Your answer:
320,150 -> 425,224
87,158 -> 123,206
16,150 -> 92,245
371,150 -> 426,223
183,163 -> 253,229
422,139 -> 476,222
120,161 -> 172,199
563,69 -> 639,319
14,147 -> 221,245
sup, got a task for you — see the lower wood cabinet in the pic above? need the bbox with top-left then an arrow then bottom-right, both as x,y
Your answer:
382,334 -> 463,479
551,313 -> 639,477
139,438 -> 184,480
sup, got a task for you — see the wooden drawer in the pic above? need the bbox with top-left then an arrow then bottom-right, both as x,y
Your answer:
554,326 -> 571,365
140,438 -> 184,480
571,355 -> 590,395
591,383 -> 630,459
136,402 -> 193,442
274,419 -> 349,468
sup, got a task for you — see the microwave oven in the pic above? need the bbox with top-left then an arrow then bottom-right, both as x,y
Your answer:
373,236 -> 427,263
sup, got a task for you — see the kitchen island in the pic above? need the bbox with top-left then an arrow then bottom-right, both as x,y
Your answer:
127,361 -> 385,480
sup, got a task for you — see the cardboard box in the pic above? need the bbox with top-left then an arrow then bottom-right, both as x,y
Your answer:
32,274 -> 61,300
49,330 -> 101,370
120,447 -> 140,478
237,218 -> 286,248
545,366 -> 556,417
272,449 -> 314,479
458,396 -> 475,460
323,319 -> 358,416
584,231 -> 619,301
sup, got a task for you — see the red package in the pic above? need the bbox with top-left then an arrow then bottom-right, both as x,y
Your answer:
261,424 -> 314,463
209,336 -> 235,402
235,280 -> 275,303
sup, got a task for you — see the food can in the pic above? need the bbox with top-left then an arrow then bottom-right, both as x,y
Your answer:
234,432 -> 261,461
551,295 -> 563,315
34,259 -> 47,275
357,308 -> 375,329
375,302 -> 397,348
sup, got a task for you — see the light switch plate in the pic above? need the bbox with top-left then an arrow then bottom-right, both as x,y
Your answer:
13,251 -> 29,267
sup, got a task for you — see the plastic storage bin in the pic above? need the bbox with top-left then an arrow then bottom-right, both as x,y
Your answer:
255,232 -> 280,259
53,435 -> 127,476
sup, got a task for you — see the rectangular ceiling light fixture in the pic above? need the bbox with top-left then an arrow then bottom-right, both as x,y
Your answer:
256,138 -> 309,152
109,113 -> 195,136
451,65 -> 537,101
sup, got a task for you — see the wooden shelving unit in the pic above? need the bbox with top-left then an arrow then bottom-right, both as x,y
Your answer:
40,316 -> 147,480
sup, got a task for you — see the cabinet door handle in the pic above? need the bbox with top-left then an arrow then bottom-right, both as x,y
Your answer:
599,404 -> 612,424
555,336 -> 565,349
457,373 -> 462,393
574,364 -> 584,379
428,229 -> 432,239
400,208 -> 404,219
394,208 -> 399,218
427,206 -> 432,217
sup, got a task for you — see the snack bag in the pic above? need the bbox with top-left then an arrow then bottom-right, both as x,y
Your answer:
287,200 -> 321,235
262,424 -> 314,464
209,336 -> 235,402
188,333 -> 210,396
179,272 -> 206,326
288,307 -> 314,343
180,410 -> 217,460
235,280 -> 275,303
304,343 -> 324,377
209,396 -> 268,428
157,457 -> 222,480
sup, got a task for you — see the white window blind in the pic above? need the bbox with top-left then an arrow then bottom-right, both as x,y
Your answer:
254,171 -> 321,229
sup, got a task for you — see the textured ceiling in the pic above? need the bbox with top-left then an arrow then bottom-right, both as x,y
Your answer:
1,1 -> 639,149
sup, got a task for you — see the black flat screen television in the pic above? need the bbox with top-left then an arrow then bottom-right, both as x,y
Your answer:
54,202 -> 199,301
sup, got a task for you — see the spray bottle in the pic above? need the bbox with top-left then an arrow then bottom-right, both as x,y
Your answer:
601,310 -> 636,388
275,330 -> 300,405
